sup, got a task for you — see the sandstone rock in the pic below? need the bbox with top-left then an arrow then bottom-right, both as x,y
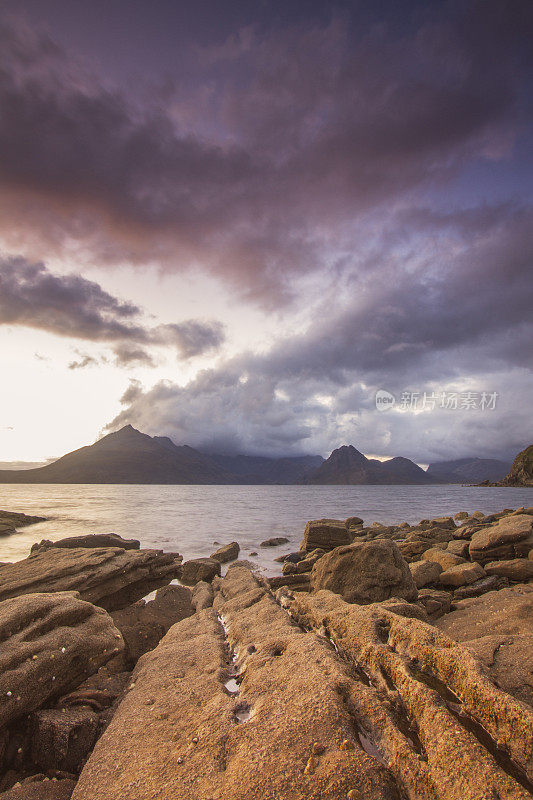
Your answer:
344,516 -> 364,528
397,538 -> 446,562
300,519 -> 352,553
287,589 -> 533,797
268,573 -> 311,590
409,559 -> 442,588
310,540 -> 417,604
417,588 -> 452,619
452,574 -> 509,601
421,547 -> 466,571
179,558 -> 221,585
0,510 -> 47,527
484,558 -> 533,581
437,584 -> 533,707
0,548 -> 182,611
454,511 -> 469,520
30,707 -> 99,772
259,536 -> 289,547
210,541 -> 240,563
439,562 -> 486,587
418,516 -> 456,530
191,580 -> 214,611
0,592 -> 123,727
72,569 -> 401,800
31,534 -> 140,554
446,539 -> 470,558
469,514 -> 533,564
0,777 -> 76,799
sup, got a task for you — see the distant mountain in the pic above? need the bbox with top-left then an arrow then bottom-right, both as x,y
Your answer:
208,453 -> 324,484
0,426 -> 323,485
495,445 -> 533,487
303,445 -> 435,484
426,457 -> 512,484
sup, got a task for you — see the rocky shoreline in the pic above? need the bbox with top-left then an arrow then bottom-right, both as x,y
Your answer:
0,506 -> 531,798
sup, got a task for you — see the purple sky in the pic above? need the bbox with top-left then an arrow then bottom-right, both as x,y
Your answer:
0,0 -> 532,463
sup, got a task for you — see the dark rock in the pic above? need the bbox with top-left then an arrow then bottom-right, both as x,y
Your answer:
0,777 -> 76,799
0,592 -> 123,727
311,540 -> 417,604
191,581 -> 214,611
0,510 -> 47,527
259,537 -> 289,547
31,534 -> 140,553
30,707 -> 99,772
484,559 -> 533,581
268,573 -> 311,590
0,547 -> 182,611
344,516 -> 364,528
452,574 -> 509,601
446,539 -> 470,558
180,558 -> 221,585
417,588 -> 452,619
210,542 -> 240,563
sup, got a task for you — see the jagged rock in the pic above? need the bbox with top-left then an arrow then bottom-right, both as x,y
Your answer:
111,586 -> 193,666
452,574 -> 509,601
30,707 -> 99,772
210,542 -> 240,563
0,548 -> 182,611
191,581 -> 214,611
310,540 -> 417,604
31,534 -> 140,553
421,547 -> 466,571
72,568 -> 401,800
417,588 -> 452,619
409,559 -> 442,588
446,539 -> 470,558
259,536 -> 289,547
287,588 -> 533,798
0,777 -> 76,799
0,592 -> 123,727
0,510 -> 47,527
180,558 -> 221,585
498,444 -> 533,486
469,514 -> 533,564
299,519 -> 352,553
484,558 -> 533,581
437,584 -> 533,707
439,562 -> 485,587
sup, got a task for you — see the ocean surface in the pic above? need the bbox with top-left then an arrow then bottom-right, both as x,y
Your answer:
1,484 -> 532,575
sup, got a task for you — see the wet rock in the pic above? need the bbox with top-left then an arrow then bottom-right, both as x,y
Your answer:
0,777 -> 76,799
469,514 -> 533,564
30,708 -> 99,772
288,588 -> 533,798
484,558 -> 533,581
210,542 -> 240,563
452,574 -> 509,601
409,559 -> 442,588
0,510 -> 47,527
0,548 -> 182,611
300,519 -> 352,553
421,547 -> 466,571
311,540 -> 417,604
439,562 -> 486,587
417,588 -> 452,619
0,592 -> 123,727
191,581 -> 214,611
180,558 -> 221,585
259,536 -> 289,547
437,584 -> 533,707
31,534 -> 140,553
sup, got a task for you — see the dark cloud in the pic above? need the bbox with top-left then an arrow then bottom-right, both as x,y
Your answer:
0,256 -> 226,361
0,4 -> 530,304
68,351 -> 100,370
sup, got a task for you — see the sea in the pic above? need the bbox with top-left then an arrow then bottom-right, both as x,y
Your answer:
1,484 -> 533,576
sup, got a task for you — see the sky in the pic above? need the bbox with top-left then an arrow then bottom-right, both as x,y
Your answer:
0,0 -> 532,465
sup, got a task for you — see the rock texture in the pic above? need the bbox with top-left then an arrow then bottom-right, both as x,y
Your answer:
439,562 -> 486,587
469,514 -> 533,564
0,511 -> 46,527
210,542 -> 240,563
498,444 -> 533,486
484,558 -> 533,581
0,592 -> 123,727
31,534 -> 140,553
310,540 -> 417,604
0,777 -> 76,799
0,547 -> 182,611
437,584 -> 533,708
409,560 -> 442,588
180,558 -> 221,585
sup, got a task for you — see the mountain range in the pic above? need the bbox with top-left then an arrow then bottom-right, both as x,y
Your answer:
0,426 -> 514,485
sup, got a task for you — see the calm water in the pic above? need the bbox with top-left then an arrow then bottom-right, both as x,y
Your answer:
1,484 -> 532,575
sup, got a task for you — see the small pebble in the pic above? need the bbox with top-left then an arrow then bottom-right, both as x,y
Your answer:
304,756 -> 317,774
340,739 -> 355,751
312,742 -> 325,755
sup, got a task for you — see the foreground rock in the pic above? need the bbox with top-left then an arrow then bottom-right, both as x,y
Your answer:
311,539 -> 417,604
300,519 -> 352,552
437,584 -> 533,708
0,547 -> 182,611
469,514 -> 533,564
0,777 -> 76,799
31,534 -> 140,553
0,592 -> 123,727
210,542 -> 240,563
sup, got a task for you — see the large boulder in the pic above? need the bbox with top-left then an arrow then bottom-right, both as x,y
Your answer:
310,540 -> 417,604
31,534 -> 140,553
300,519 -> 353,553
469,514 -> 533,564
0,592 -> 123,727
484,558 -> 533,581
0,547 -> 182,611
409,560 -> 442,588
210,541 -> 240,563
179,557 -> 221,585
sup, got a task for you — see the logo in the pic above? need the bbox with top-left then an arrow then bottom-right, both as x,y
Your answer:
375,389 -> 396,412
